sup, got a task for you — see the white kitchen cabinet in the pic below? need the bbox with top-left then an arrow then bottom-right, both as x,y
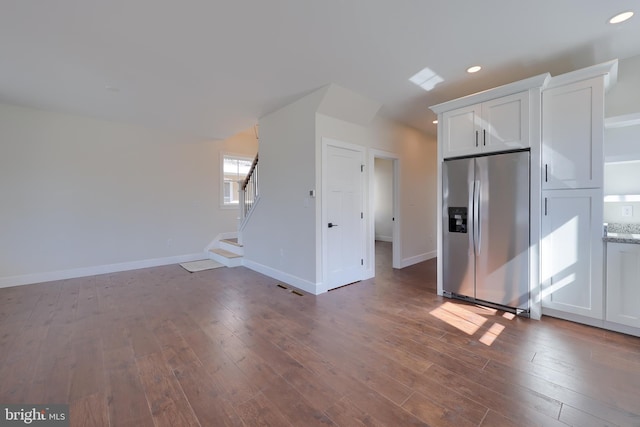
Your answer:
441,104 -> 481,158
441,91 -> 529,158
541,189 -> 604,319
542,76 -> 604,189
606,243 -> 640,328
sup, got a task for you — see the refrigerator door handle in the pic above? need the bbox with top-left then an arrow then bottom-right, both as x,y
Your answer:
473,179 -> 481,255
468,179 -> 475,253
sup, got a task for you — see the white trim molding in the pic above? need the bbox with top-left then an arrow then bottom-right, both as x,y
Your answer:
605,112 -> 640,129
430,73 -> 551,114
545,59 -> 618,91
243,258 -> 321,295
0,252 -> 207,289
401,251 -> 437,268
542,308 -> 640,338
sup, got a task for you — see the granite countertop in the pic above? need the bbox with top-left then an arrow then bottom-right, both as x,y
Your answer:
604,223 -> 640,245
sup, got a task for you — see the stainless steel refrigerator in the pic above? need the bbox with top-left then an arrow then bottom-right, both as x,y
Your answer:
443,150 -> 530,313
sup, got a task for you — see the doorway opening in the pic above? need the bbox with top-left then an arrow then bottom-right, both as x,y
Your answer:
371,151 -> 400,271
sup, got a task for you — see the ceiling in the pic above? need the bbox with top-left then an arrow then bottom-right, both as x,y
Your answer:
1,1 -> 639,139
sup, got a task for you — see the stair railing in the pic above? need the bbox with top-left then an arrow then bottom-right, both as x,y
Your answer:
239,153 -> 259,227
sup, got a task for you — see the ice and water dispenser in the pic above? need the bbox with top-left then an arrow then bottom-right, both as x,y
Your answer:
448,207 -> 468,233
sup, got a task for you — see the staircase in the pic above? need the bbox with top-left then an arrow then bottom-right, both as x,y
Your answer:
208,235 -> 244,267
207,134 -> 259,267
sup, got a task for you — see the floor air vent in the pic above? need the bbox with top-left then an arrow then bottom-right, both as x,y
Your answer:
276,283 -> 303,296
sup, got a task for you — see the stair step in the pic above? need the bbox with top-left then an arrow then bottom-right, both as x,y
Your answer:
209,248 -> 242,259
220,238 -> 243,247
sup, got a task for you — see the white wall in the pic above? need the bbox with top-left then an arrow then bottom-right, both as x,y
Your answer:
374,158 -> 393,241
0,103 -> 257,286
241,88 -> 325,290
371,117 -> 438,263
604,202 -> 640,224
603,54 -> 640,223
604,161 -> 640,224
242,84 -> 436,293
605,124 -> 640,163
606,54 -> 640,118
604,54 -> 640,163
605,161 -> 640,195
316,113 -> 438,272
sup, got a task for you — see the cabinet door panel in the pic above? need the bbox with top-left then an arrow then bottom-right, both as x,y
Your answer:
542,77 -> 604,189
442,104 -> 480,158
541,189 -> 603,318
483,91 -> 529,152
606,243 -> 640,328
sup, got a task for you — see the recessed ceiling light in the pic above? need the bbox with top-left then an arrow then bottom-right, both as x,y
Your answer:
609,11 -> 634,24
432,120 -> 438,124
467,65 -> 482,74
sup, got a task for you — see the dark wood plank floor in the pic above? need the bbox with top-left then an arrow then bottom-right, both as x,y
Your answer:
1,241 -> 639,426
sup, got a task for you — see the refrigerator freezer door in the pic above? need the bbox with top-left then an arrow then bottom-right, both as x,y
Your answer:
443,158 -> 475,299
475,152 -> 530,310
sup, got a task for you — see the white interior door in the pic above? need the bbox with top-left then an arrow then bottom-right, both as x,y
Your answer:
325,143 -> 364,290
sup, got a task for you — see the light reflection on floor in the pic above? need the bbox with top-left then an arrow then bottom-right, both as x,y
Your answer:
429,301 -> 513,346
479,322 -> 506,346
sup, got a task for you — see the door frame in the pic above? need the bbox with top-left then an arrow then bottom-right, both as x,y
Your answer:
321,138 -> 366,291
369,149 -> 401,271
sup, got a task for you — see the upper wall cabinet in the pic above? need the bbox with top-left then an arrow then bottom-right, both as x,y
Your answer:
441,91 -> 530,158
432,74 -> 549,159
441,104 -> 480,158
542,76 -> 605,189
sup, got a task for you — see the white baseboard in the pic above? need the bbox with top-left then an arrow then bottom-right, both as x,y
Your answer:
375,235 -> 393,242
242,259 -> 321,295
400,250 -> 437,268
0,252 -> 207,289
542,307 -> 640,337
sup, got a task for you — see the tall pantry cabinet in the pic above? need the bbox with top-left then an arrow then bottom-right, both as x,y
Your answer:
540,61 -> 617,321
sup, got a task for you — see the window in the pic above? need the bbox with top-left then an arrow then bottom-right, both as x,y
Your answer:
221,154 -> 252,207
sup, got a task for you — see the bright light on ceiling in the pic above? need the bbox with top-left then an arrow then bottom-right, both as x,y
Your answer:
609,11 -> 634,24
409,67 -> 444,92
467,65 -> 482,73
432,120 -> 438,124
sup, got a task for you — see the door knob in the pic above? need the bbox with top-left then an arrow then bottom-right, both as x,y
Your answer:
328,222 -> 338,228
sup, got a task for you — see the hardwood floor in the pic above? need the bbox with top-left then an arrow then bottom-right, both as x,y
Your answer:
1,241 -> 639,426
